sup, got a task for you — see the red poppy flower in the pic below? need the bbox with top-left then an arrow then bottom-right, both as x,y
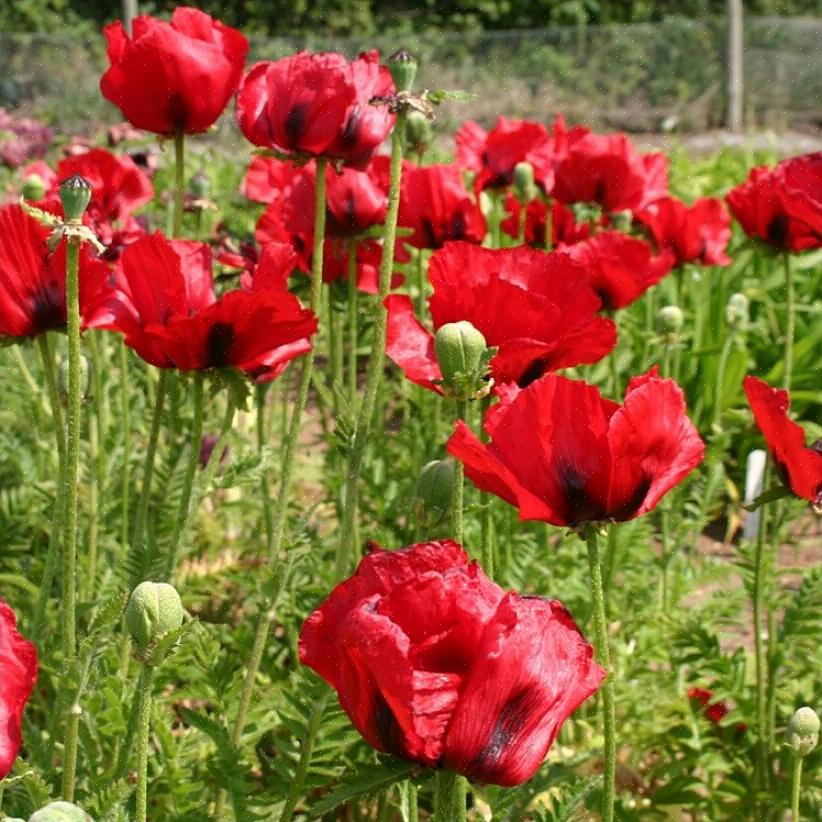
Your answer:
85,232 -> 317,380
236,50 -> 394,167
635,196 -> 731,267
0,598 -> 38,780
386,242 -> 616,391
500,195 -> 591,248
100,7 -> 248,136
726,154 -> 822,252
0,204 -> 109,339
299,540 -> 603,786
240,155 -> 302,204
394,163 -> 486,255
447,369 -> 704,527
455,115 -> 566,192
553,132 -> 668,213
688,687 -> 746,734
563,231 -> 674,310
743,376 -> 822,512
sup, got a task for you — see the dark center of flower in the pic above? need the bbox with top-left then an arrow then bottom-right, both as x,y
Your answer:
205,322 -> 235,368
166,93 -> 190,133
284,104 -> 308,145
373,690 -> 406,758
30,286 -> 64,334
766,213 -> 789,248
339,106 -> 362,148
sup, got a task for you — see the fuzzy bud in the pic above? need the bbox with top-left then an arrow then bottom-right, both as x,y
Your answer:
413,459 -> 455,533
405,110 -> 432,156
434,321 -> 489,401
725,292 -> 749,329
21,173 -> 47,202
125,581 -> 184,657
58,175 -> 92,221
388,49 -> 417,94
787,706 -> 820,757
28,802 -> 95,822
656,305 -> 684,336
512,162 -> 538,204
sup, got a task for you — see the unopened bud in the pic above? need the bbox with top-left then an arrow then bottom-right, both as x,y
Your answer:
388,49 -> 417,94
656,305 -> 684,336
413,459 -> 455,533
405,110 -> 432,156
512,162 -> 537,204
22,173 -> 47,202
434,321 -> 489,401
59,175 -> 92,221
58,354 -> 91,404
190,171 -> 211,200
726,292 -> 749,328
29,802 -> 94,822
787,706 -> 820,757
125,581 -> 184,657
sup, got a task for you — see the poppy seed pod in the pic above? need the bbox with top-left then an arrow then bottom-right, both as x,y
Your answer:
59,175 -> 92,221
787,706 -> 820,757
656,305 -> 684,335
405,110 -> 432,156
125,581 -> 184,654
28,802 -> 95,822
513,161 -> 538,204
388,49 -> 417,93
21,173 -> 47,202
413,458 -> 456,533
434,320 -> 488,400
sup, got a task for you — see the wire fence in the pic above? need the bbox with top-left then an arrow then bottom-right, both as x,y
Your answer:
0,16 -> 820,136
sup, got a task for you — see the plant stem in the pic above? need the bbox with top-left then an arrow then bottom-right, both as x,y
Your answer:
791,755 -> 803,822
60,236 -> 82,801
119,341 -> 131,552
544,198 -> 553,251
585,526 -> 615,822
752,468 -> 771,791
134,665 -> 155,822
131,369 -> 169,568
257,383 -> 274,552
347,240 -> 359,412
336,111 -> 406,578
517,201 -> 527,244
712,329 -> 735,429
164,372 -> 205,579
783,252 -> 795,391
407,782 -> 419,822
434,770 -> 465,822
452,399 -> 467,544
173,132 -> 185,238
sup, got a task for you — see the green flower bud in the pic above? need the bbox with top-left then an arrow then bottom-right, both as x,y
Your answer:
512,162 -> 537,204
656,305 -> 684,335
571,201 -> 602,225
405,110 -> 432,156
787,706 -> 820,757
29,801 -> 95,822
388,49 -> 417,94
434,321 -> 489,401
21,173 -> 47,202
609,209 -> 633,232
125,581 -> 184,656
58,353 -> 91,404
59,175 -> 92,221
413,459 -> 455,533
190,171 -> 211,200
725,292 -> 749,328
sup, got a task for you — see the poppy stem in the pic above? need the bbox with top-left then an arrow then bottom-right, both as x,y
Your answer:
257,383 -> 274,552
452,400 -> 467,544
173,131 -> 185,238
347,240 -> 359,412
585,525 -> 615,822
337,110 -> 407,578
517,202 -> 527,245
433,770 -> 465,822
544,197 -> 553,252
791,754 -> 803,821
119,341 -> 131,553
164,371 -> 205,579
134,664 -> 155,822
782,251 -> 794,391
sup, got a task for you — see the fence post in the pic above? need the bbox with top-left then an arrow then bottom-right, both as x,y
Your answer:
123,0 -> 138,34
726,0 -> 744,131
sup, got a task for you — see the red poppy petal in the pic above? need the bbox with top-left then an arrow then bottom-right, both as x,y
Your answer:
385,294 -> 442,393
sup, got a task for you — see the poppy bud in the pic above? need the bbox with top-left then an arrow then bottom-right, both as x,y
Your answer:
405,110 -> 432,156
125,581 -> 184,657
388,49 -> 417,93
656,305 -> 684,336
609,209 -> 633,232
58,353 -> 91,404
413,459 -> 455,533
58,175 -> 92,221
190,171 -> 211,200
21,173 -> 47,202
787,706 -> 820,757
28,802 -> 94,822
512,161 -> 537,204
434,320 -> 489,401
725,292 -> 749,328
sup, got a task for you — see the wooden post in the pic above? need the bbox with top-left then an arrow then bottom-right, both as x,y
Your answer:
726,0 -> 744,131
123,0 -> 138,34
